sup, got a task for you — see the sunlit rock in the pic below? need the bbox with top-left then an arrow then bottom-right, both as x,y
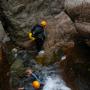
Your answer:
65,0 -> 90,8
44,11 -> 76,64
65,0 -> 90,22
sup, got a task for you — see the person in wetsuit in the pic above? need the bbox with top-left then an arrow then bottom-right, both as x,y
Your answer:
18,68 -> 44,90
28,20 -> 47,53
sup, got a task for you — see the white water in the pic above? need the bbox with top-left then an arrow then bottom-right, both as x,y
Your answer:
43,76 -> 71,90
12,50 -> 71,90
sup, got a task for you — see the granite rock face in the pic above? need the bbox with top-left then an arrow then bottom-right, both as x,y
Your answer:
75,22 -> 90,46
44,11 -> 76,63
1,0 -> 64,41
75,22 -> 90,36
0,1 -> 90,90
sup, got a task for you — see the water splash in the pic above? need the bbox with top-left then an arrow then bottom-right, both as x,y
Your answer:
43,76 -> 71,90
11,49 -> 71,90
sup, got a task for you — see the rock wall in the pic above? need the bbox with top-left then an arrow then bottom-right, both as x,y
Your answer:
1,0 -> 64,41
0,0 -> 90,89
65,0 -> 90,7
0,44 -> 10,90
44,11 -> 76,63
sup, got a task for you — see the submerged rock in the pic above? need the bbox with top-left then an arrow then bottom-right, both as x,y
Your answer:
10,59 -> 26,89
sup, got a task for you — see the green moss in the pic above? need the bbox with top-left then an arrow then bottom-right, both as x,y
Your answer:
11,59 -> 26,77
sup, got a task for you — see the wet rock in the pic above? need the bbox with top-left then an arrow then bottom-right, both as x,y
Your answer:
1,0 -> 65,42
44,11 -> 77,64
65,1 -> 90,22
75,22 -> 90,37
10,58 -> 26,89
16,40 -> 35,49
60,42 -> 90,90
65,0 -> 90,8
35,51 -> 46,65
75,22 -> 90,46
11,59 -> 25,77
12,4 -> 25,14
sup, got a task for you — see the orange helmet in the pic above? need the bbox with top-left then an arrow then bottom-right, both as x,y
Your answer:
32,81 -> 40,89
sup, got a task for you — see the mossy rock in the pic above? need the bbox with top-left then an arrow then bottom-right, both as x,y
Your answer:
11,59 -> 26,77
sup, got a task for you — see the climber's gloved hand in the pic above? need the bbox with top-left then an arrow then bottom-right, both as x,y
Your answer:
28,32 -> 35,41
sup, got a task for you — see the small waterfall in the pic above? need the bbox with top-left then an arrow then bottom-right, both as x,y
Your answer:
11,49 -> 71,90
43,76 -> 71,90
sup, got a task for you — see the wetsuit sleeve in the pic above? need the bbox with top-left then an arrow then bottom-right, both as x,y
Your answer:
31,25 -> 39,37
31,74 -> 36,82
31,26 -> 36,32
31,73 -> 39,81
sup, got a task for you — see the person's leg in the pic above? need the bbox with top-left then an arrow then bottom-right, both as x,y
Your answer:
35,39 -> 44,52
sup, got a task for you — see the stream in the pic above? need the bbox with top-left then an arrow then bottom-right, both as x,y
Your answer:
10,49 -> 71,90
10,40 -> 90,90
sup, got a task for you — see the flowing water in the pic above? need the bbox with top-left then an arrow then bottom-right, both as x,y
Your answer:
11,49 -> 71,90
43,75 -> 71,90
10,41 -> 90,90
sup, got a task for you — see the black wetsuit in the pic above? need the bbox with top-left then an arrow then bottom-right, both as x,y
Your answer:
31,24 -> 45,52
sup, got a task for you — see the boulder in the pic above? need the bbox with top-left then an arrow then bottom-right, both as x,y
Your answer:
65,0 -> 90,22
75,22 -> 90,37
43,11 -> 77,64
65,0 -> 90,8
16,40 -> 35,49
0,0 -> 65,42
75,22 -> 90,46
11,4 -> 25,14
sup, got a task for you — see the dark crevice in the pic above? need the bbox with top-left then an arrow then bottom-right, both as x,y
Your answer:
0,0 -> 17,43
64,9 -> 75,22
